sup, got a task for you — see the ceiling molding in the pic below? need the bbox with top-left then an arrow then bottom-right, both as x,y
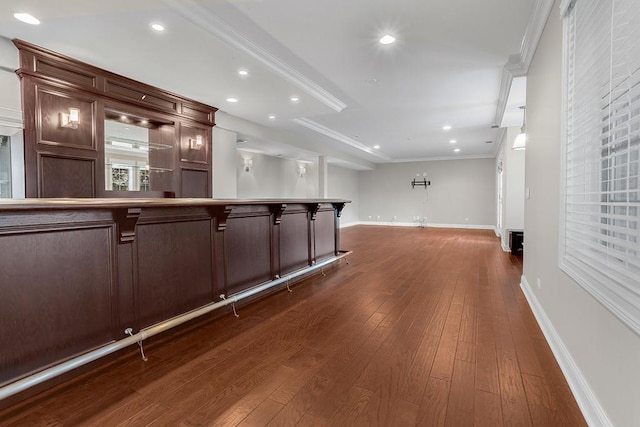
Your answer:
559,0 -> 576,17
491,127 -> 508,158
392,154 -> 496,163
0,106 -> 23,129
494,0 -> 554,128
161,0 -> 347,112
520,0 -> 556,72
494,55 -> 526,127
292,118 -> 392,161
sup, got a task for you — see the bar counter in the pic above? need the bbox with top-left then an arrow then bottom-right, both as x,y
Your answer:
0,198 -> 348,395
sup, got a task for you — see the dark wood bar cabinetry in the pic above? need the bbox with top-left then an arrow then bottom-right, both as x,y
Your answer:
14,40 -> 217,198
0,198 -> 347,401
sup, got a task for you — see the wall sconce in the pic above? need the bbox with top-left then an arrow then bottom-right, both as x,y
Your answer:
512,106 -> 526,150
297,164 -> 307,177
243,157 -> 253,172
60,107 -> 80,129
190,135 -> 204,150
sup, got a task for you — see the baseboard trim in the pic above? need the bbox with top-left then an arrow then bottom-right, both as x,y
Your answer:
346,221 -> 495,231
339,222 -> 359,229
520,276 -> 613,427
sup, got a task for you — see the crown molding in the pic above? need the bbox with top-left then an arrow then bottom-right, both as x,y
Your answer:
292,118 -> 392,161
559,0 -> 576,17
520,0 -> 556,72
392,154 -> 495,163
0,106 -> 23,129
494,0 -> 555,127
491,127 -> 508,158
494,55 -> 526,127
161,0 -> 347,113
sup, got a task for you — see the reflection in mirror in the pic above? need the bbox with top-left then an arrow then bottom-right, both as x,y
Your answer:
0,134 -> 11,197
0,126 -> 25,199
104,112 -> 173,192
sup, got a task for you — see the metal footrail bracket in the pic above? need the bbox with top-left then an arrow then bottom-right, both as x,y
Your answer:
125,328 -> 148,362
220,294 -> 240,318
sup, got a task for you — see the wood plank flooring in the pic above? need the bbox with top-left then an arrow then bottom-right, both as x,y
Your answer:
0,226 -> 586,426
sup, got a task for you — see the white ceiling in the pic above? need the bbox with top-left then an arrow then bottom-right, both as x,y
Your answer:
0,0 -> 535,167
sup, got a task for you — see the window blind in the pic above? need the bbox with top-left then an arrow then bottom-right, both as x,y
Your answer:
562,0 -> 640,334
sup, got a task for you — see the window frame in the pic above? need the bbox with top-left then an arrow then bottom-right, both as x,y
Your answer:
559,0 -> 640,336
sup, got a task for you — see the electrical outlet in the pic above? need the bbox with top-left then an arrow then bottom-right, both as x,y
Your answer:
536,277 -> 542,289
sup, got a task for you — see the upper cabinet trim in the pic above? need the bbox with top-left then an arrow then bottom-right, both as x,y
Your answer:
13,39 -> 217,126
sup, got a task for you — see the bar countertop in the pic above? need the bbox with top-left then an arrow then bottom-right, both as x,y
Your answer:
0,198 -> 350,211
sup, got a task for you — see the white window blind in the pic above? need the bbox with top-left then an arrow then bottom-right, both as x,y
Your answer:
561,0 -> 640,335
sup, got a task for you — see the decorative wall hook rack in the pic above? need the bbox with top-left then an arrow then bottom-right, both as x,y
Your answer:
411,178 -> 431,189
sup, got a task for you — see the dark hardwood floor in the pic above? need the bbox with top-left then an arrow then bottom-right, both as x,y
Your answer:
0,226 -> 586,426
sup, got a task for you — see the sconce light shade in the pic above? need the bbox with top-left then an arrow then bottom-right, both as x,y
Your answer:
190,135 -> 204,150
60,107 -> 80,129
297,164 -> 307,177
512,106 -> 526,150
243,157 -> 253,172
512,132 -> 526,150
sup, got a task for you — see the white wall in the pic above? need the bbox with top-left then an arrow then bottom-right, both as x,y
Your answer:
327,164 -> 359,226
358,158 -> 495,227
236,151 -> 318,199
0,37 -> 24,198
496,126 -> 526,249
0,37 -> 21,129
212,127 -> 238,198
524,3 -> 640,426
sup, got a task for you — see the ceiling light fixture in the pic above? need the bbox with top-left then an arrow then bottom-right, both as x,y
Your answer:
226,97 -> 238,103
443,125 -> 452,131
290,96 -> 300,102
238,69 -> 249,77
454,148 -> 461,153
379,34 -> 396,45
373,145 -> 380,149
14,13 -> 40,25
150,23 -> 165,32
449,139 -> 457,144
268,114 -> 276,120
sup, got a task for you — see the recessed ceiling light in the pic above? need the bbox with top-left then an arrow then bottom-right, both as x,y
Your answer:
268,114 -> 276,120
141,119 -> 148,125
443,125 -> 452,131
226,97 -> 238,103
150,23 -> 165,32
449,139 -> 457,144
121,115 -> 127,120
14,13 -> 40,25
373,145 -> 381,149
238,69 -> 249,77
379,34 -> 396,45
290,96 -> 300,102
454,148 -> 461,153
